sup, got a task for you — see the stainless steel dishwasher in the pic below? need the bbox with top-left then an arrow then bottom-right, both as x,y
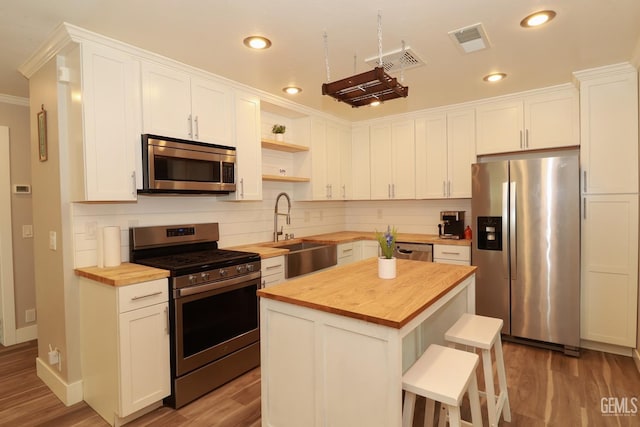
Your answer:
395,242 -> 433,262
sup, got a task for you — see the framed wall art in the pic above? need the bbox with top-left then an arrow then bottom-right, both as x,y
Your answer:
37,105 -> 47,161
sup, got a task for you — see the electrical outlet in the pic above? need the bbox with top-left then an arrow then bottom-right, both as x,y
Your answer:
22,224 -> 33,238
48,348 -> 59,365
25,308 -> 36,323
49,231 -> 57,250
85,221 -> 97,240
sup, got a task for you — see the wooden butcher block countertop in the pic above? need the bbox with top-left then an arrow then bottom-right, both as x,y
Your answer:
229,231 -> 470,259
258,258 -> 476,329
75,263 -> 170,286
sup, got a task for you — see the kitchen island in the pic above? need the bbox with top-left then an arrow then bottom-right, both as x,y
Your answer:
257,258 -> 477,427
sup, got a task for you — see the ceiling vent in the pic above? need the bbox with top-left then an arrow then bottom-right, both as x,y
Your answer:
448,23 -> 491,53
364,46 -> 426,73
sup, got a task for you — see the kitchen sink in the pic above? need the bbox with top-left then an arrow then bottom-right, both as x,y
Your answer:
275,241 -> 337,278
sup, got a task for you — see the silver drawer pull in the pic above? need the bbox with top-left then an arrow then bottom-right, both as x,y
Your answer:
131,291 -> 162,301
266,264 -> 283,270
342,248 -> 353,253
441,251 -> 461,255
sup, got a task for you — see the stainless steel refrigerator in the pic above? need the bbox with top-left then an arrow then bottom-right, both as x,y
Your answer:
471,153 -> 580,354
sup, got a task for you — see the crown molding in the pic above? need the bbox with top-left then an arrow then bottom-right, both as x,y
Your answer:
0,94 -> 29,107
18,22 -> 75,79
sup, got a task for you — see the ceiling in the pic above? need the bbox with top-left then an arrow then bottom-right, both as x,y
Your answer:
2,0 -> 640,121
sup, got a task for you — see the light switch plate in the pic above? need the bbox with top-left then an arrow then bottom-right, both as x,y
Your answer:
49,231 -> 57,250
22,224 -> 33,238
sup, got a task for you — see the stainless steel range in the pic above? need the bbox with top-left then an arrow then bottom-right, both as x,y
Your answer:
130,223 -> 261,408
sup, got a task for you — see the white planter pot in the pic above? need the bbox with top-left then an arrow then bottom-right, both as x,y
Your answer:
275,133 -> 284,141
378,257 -> 397,279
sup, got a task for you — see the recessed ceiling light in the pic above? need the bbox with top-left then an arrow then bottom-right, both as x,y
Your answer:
283,86 -> 302,95
520,10 -> 556,28
483,72 -> 507,82
243,36 -> 272,50
370,100 -> 381,107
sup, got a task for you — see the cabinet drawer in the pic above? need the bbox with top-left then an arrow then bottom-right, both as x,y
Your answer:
118,278 -> 169,313
261,256 -> 284,276
433,245 -> 471,262
337,242 -> 355,259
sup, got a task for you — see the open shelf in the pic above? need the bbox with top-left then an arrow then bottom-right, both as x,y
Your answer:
261,139 -> 309,153
262,174 -> 310,183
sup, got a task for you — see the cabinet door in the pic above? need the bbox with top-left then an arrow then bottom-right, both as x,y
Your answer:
524,87 -> 579,151
141,62 -> 191,139
81,42 -> 140,201
231,90 -> 262,200
475,100 -> 523,155
391,120 -> 416,199
350,125 -> 370,200
369,123 -> 393,199
338,125 -> 352,200
579,68 -> 639,194
415,114 -> 447,199
360,240 -> 380,259
447,109 -> 475,198
581,194 -> 638,347
119,302 -> 170,416
310,118 -> 328,199
190,77 -> 233,146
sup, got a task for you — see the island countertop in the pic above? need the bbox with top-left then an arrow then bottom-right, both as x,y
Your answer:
257,258 -> 476,329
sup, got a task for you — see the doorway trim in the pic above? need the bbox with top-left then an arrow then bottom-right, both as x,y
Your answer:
0,125 -> 16,346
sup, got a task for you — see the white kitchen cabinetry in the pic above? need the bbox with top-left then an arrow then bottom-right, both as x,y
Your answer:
307,118 -> 352,200
475,86 -> 579,155
433,244 -> 471,265
370,120 -> 415,199
69,41 -> 140,201
580,194 -> 638,347
141,62 -> 233,146
337,242 -> 356,266
79,278 -> 170,426
228,90 -> 262,200
261,256 -> 285,287
415,109 -> 475,199
351,125 -> 371,200
359,240 -> 380,260
575,64 -> 639,195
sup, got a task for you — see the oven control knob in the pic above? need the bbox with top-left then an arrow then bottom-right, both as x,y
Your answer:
236,264 -> 246,273
201,272 -> 210,281
188,274 -> 197,285
219,269 -> 228,277
246,264 -> 255,272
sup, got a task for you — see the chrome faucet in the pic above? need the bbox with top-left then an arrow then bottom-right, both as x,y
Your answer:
274,192 -> 291,242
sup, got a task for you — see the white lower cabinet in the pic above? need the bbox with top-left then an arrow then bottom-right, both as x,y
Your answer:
261,256 -> 285,287
337,243 -> 355,266
433,244 -> 471,265
79,278 -> 170,426
581,194 -> 639,348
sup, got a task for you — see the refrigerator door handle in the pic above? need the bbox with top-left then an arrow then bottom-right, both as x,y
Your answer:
510,181 -> 517,278
502,182 -> 510,279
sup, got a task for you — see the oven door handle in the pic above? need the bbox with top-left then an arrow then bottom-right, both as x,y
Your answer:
177,271 -> 262,297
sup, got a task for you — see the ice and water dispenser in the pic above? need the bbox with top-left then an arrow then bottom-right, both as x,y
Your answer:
477,217 -> 502,251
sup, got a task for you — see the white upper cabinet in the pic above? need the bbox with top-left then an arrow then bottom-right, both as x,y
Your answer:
370,120 -> 415,199
475,85 -> 579,155
415,108 -> 475,199
350,124 -> 371,200
73,41 -> 141,201
306,117 -> 351,200
229,90 -> 262,200
575,64 -> 639,195
141,62 -> 233,146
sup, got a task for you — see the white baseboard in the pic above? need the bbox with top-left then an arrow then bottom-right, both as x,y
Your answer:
36,357 -> 83,406
633,348 -> 640,374
580,339 -> 633,357
16,324 -> 37,343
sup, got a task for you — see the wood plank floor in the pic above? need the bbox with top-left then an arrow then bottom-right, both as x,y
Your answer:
0,340 -> 638,426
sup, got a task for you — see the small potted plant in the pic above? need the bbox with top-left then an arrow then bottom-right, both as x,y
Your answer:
375,225 -> 397,279
272,124 -> 286,141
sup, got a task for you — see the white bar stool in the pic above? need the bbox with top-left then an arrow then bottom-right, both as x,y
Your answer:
444,313 -> 511,427
402,344 -> 482,427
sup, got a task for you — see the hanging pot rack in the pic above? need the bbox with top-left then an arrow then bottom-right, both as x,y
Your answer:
321,11 -> 409,108
321,67 -> 408,107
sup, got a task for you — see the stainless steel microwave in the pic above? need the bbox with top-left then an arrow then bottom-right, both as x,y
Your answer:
140,134 -> 236,194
